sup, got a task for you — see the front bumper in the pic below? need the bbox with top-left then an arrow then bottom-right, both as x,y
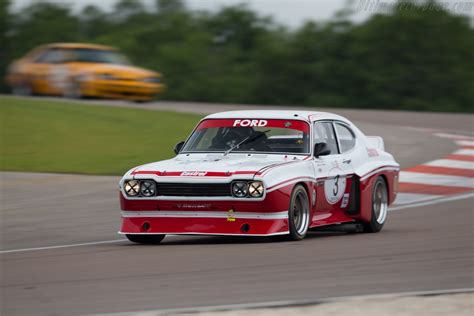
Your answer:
82,79 -> 165,101
119,210 -> 289,236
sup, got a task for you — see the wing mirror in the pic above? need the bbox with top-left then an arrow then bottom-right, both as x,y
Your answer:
314,143 -> 331,158
174,141 -> 185,155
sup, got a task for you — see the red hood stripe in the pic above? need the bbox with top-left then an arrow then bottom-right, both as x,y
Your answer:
131,170 -> 258,177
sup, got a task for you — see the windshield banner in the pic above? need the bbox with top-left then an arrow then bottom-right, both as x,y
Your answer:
197,119 -> 310,132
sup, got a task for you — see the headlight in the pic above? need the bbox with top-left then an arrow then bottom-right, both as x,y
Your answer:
232,181 -> 248,198
98,73 -> 117,80
248,181 -> 264,197
140,180 -> 156,197
142,77 -> 160,83
124,180 -> 140,196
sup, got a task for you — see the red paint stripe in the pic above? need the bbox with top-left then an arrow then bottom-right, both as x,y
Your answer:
259,160 -> 306,175
131,170 -> 257,177
445,154 -> 474,162
398,182 -> 473,195
267,176 -> 316,191
404,165 -> 474,177
461,145 -> 474,149
360,165 -> 400,179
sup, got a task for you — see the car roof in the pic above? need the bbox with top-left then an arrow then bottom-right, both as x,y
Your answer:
204,110 -> 351,124
44,43 -> 117,51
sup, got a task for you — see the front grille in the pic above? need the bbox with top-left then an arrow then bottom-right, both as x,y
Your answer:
156,183 -> 231,197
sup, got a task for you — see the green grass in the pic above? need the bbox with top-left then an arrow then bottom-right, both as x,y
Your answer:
0,97 -> 201,175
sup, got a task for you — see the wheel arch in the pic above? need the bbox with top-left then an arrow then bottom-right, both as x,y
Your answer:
294,181 -> 312,206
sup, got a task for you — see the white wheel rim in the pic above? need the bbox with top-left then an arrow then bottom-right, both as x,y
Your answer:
293,191 -> 309,235
373,181 -> 388,224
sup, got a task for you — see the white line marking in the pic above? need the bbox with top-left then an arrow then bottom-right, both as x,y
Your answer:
454,149 -> 474,156
400,171 -> 474,188
88,288 -> 474,315
456,140 -> 474,146
425,159 -> 474,170
393,192 -> 442,205
434,133 -> 474,140
2,194 -> 473,255
0,239 -> 126,254
389,192 -> 474,211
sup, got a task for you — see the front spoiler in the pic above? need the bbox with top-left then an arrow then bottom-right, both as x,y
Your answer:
119,211 -> 289,236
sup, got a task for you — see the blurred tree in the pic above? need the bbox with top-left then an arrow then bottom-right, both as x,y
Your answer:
344,0 -> 474,111
113,0 -> 145,21
7,2 -> 80,55
0,0 -> 11,92
1,0 -> 472,111
80,5 -> 112,40
156,0 -> 185,14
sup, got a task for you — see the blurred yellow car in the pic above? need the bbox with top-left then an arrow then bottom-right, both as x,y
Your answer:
5,43 -> 165,102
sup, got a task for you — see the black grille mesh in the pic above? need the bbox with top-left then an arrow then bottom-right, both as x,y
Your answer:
156,183 -> 231,197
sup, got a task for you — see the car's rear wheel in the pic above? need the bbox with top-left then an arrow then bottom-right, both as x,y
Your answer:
126,234 -> 165,244
363,176 -> 388,233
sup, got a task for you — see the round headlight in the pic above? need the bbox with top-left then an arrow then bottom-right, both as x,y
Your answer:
142,77 -> 160,83
248,181 -> 264,198
98,73 -> 116,80
232,181 -> 248,198
124,180 -> 140,196
140,180 -> 156,197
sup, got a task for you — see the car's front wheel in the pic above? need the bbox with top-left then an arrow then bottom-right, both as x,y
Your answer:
63,80 -> 83,99
12,83 -> 33,96
288,184 -> 310,241
363,176 -> 388,233
126,234 -> 165,244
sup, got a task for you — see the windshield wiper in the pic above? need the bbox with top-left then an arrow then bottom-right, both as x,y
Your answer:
224,130 -> 270,156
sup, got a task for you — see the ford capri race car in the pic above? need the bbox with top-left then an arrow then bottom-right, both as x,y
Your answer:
119,111 -> 399,244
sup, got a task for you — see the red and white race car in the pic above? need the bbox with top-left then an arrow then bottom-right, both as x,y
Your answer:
119,110 -> 399,243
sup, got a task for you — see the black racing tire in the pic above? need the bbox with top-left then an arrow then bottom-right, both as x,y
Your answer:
363,176 -> 388,233
126,234 -> 165,244
63,80 -> 83,99
272,184 -> 310,242
12,83 -> 33,96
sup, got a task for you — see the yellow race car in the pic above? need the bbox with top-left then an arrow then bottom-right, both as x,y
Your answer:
5,43 -> 165,102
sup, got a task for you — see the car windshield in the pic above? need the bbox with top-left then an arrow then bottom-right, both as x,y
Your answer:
68,48 -> 130,65
182,119 -> 310,154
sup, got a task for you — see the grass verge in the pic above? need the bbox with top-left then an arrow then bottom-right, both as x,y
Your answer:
0,96 -> 201,175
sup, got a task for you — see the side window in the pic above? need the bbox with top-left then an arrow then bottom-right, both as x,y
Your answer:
314,122 -> 339,155
335,123 -> 356,153
33,49 -> 65,64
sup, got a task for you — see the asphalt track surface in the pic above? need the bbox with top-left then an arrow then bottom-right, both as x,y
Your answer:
1,96 -> 473,315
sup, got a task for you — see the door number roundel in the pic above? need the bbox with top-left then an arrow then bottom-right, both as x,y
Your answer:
324,168 -> 346,204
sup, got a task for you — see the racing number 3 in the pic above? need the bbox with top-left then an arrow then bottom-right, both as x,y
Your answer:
333,175 -> 339,196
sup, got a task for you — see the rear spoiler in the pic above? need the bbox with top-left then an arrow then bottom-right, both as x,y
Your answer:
367,136 -> 385,151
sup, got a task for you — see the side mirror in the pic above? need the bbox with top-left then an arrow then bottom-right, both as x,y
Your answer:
174,141 -> 185,155
314,143 -> 331,158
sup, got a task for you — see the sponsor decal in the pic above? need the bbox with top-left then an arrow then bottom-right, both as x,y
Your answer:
176,204 -> 212,209
341,193 -> 350,208
233,119 -> 268,127
180,171 -> 208,176
324,168 -> 347,204
367,147 -> 379,157
227,209 -> 236,222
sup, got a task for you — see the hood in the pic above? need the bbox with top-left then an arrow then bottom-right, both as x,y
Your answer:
72,62 -> 158,79
131,154 -> 301,178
